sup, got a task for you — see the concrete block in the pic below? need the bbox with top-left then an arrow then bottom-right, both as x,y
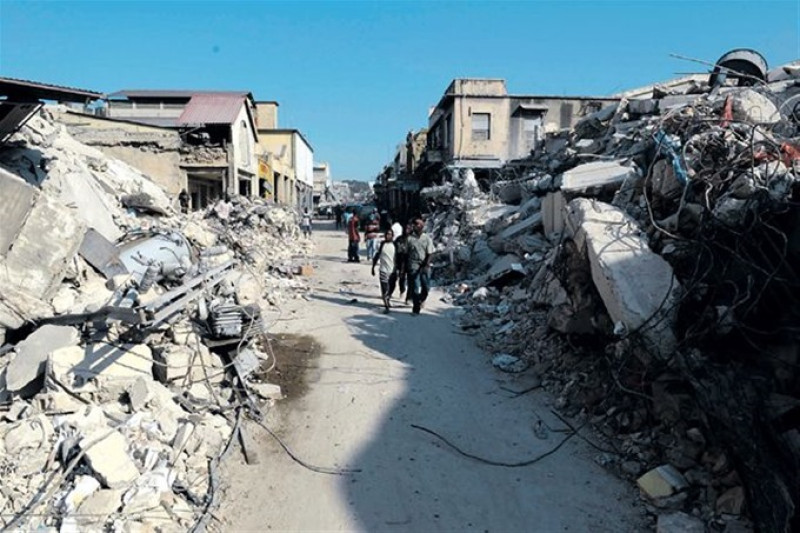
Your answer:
732,89 -> 779,124
49,344 -> 153,394
80,430 -> 140,489
542,191 -> 567,239
0,191 -> 86,300
560,160 -> 640,194
637,464 -> 688,500
0,282 -> 54,330
0,166 -> 36,256
716,486 -> 746,515
6,324 -> 80,392
567,199 -> 680,355
251,382 -> 283,400
76,488 -> 123,526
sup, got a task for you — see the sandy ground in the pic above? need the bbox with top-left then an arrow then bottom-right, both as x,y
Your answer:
218,220 -> 646,532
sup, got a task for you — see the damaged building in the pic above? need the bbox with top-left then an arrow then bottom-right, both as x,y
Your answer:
0,90 -> 313,530
376,78 -> 618,217
393,50 -> 800,532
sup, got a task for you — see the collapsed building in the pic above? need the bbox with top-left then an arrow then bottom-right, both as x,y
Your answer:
0,108 -> 311,530
419,51 -> 800,532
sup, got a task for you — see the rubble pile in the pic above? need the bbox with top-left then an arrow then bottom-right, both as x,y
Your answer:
426,76 -> 800,531
0,109 -> 310,530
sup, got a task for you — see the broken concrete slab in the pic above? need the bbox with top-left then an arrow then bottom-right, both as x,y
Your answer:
0,166 -> 37,256
484,254 -> 526,288
716,486 -> 746,516
542,191 -> 567,239
79,229 -> 128,279
75,488 -> 123,526
560,160 -> 641,194
4,414 -> 54,454
637,464 -> 688,500
566,198 -> 680,355
49,343 -> 153,394
250,382 -> 283,400
0,283 -> 54,330
732,89 -> 780,124
0,191 -> 86,301
80,430 -> 140,489
6,324 -> 80,392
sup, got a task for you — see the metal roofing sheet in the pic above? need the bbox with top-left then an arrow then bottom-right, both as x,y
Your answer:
0,76 -> 102,101
177,94 -> 245,126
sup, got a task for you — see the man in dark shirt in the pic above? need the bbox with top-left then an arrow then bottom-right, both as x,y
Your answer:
347,213 -> 361,262
407,217 -> 434,314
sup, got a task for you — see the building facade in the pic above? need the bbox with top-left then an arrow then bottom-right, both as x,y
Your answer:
105,90 -> 259,210
313,162 -> 332,207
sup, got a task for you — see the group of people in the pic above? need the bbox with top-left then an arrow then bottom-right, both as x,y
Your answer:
369,217 -> 434,315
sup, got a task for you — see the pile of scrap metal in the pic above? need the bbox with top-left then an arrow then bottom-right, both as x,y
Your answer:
0,109 -> 307,530
427,51 -> 800,531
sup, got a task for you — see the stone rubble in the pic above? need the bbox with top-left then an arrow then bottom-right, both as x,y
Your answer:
0,108 -> 311,530
422,72 -> 800,531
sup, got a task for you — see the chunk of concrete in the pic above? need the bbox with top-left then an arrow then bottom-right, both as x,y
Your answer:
637,464 -> 688,500
566,199 -> 680,355
250,382 -> 283,400
75,488 -> 123,526
0,276 -> 54,330
49,343 -> 153,394
716,486 -> 746,515
560,160 -> 640,194
732,89 -> 780,124
5,414 -> 54,454
0,192 -> 86,300
62,475 -> 101,513
80,430 -> 140,489
6,324 -> 80,392
0,166 -> 37,256
485,254 -> 526,287
542,191 -> 567,239
656,512 -> 705,533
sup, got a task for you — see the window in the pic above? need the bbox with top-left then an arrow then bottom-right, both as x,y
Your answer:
471,112 -> 490,141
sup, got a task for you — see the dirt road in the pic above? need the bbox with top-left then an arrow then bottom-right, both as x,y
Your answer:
219,220 -> 645,532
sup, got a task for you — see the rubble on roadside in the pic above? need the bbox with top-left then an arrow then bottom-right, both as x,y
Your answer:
0,109 -> 311,530
424,60 -> 800,531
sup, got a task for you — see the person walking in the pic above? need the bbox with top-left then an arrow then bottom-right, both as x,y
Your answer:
365,215 -> 380,261
347,212 -> 361,262
301,209 -> 312,238
407,217 -> 434,315
334,205 -> 343,230
371,229 -> 397,313
393,223 -> 409,300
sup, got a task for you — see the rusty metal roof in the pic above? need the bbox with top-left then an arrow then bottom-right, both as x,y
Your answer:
177,94 -> 247,126
0,76 -> 102,102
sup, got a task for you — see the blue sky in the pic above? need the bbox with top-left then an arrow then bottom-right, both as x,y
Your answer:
1,1 -> 798,181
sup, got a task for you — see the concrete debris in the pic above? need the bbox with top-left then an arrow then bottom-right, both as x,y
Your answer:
6,324 -> 80,392
419,54 -> 800,530
491,353 -> 528,373
80,430 -> 140,489
0,108 -> 304,530
637,464 -> 689,500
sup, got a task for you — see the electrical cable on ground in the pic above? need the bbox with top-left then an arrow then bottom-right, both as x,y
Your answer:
410,422 -> 578,468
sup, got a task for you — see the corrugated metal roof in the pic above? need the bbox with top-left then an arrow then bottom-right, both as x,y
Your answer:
177,94 -> 246,126
0,76 -> 102,101
109,89 -> 250,100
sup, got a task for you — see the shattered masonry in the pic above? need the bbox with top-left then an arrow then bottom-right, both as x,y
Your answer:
415,56 -> 800,532
0,109 -> 311,531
